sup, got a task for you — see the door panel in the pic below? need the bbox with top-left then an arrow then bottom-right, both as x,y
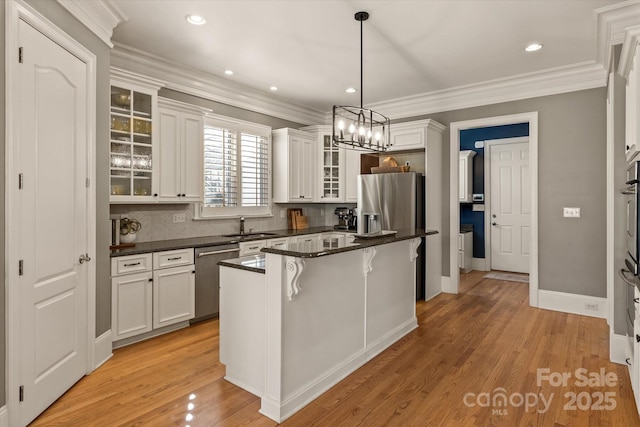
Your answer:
17,19 -> 89,425
490,141 -> 530,273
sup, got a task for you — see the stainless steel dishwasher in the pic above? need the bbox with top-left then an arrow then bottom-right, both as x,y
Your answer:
191,243 -> 240,323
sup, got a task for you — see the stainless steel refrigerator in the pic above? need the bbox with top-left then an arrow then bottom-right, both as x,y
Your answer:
357,172 -> 426,299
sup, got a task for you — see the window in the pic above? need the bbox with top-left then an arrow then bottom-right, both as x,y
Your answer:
199,115 -> 271,218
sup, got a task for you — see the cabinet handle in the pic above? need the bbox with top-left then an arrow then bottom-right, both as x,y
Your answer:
635,298 -> 639,303
626,358 -> 632,366
167,256 -> 182,261
248,246 -> 259,250
124,262 -> 141,267
636,335 -> 640,343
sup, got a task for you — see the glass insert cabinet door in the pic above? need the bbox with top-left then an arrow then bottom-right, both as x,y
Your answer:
110,85 -> 154,198
321,135 -> 341,200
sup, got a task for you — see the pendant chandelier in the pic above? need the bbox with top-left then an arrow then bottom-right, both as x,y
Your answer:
332,11 -> 391,152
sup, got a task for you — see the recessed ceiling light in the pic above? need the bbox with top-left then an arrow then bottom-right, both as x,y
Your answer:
270,86 -> 278,91
525,43 -> 543,52
345,87 -> 357,93
186,14 -> 206,25
224,70 -> 234,75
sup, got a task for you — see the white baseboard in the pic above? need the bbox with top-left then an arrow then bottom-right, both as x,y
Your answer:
610,332 -> 629,365
441,276 -> 454,294
0,406 -> 8,427
538,289 -> 608,319
94,329 -> 113,370
472,257 -> 488,271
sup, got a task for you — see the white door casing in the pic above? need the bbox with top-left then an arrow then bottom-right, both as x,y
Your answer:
487,139 -> 530,273
448,112 -> 538,307
6,2 -> 97,425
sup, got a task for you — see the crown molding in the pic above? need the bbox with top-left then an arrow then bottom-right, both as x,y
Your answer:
57,0 -> 127,48
618,24 -> 640,77
359,61 -> 607,120
596,1 -> 640,70
110,43 -> 325,125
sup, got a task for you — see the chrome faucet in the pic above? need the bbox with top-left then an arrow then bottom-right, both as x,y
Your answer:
239,216 -> 245,235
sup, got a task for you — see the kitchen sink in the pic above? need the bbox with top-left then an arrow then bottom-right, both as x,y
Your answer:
223,232 -> 278,239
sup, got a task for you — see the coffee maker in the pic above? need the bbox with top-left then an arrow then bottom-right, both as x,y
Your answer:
334,207 -> 357,231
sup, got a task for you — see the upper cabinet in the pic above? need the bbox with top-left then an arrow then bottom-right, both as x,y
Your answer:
620,26 -> 640,162
387,121 -> 427,151
300,125 -> 344,202
459,150 -> 476,203
109,68 -> 165,203
157,98 -> 209,203
272,128 -> 315,202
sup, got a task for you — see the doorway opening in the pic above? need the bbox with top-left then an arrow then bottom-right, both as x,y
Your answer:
448,112 -> 539,307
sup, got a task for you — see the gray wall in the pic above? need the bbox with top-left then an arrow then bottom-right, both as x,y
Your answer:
402,88 -> 607,298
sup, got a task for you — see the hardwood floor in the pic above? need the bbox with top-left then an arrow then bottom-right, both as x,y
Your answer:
31,270 -> 640,426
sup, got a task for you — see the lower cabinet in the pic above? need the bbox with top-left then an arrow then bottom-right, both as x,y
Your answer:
111,248 -> 195,344
458,232 -> 473,273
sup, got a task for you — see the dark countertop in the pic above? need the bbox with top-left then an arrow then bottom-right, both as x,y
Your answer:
110,226 -> 341,257
218,254 -> 266,274
262,229 -> 438,259
460,224 -> 473,233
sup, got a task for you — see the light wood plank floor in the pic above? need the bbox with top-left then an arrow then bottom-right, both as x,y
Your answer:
31,270 -> 640,426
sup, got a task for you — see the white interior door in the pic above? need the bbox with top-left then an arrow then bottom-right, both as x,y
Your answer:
16,19 -> 89,425
489,141 -> 530,273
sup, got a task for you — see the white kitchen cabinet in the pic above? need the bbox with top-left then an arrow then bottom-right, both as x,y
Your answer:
152,248 -> 195,329
157,98 -> 208,202
109,68 -> 164,203
111,253 -> 154,341
300,126 -> 344,202
153,264 -> 196,329
267,237 -> 290,250
111,248 -> 195,344
458,232 -> 473,273
387,121 -> 426,151
239,240 -> 267,256
620,28 -> 640,162
344,148 -> 360,202
459,150 -> 476,203
273,128 -> 315,202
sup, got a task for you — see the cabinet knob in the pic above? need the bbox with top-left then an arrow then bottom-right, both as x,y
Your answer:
492,222 -> 498,226
635,298 -> 639,303
153,193 -> 158,197
182,194 -> 186,197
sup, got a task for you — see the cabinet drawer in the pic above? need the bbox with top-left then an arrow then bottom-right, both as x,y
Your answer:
153,248 -> 195,269
239,240 -> 266,256
111,253 -> 153,276
267,237 -> 289,249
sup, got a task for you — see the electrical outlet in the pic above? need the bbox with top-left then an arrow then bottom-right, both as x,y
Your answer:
280,210 -> 285,218
320,209 -> 324,216
585,303 -> 598,311
173,213 -> 185,223
563,207 -> 580,218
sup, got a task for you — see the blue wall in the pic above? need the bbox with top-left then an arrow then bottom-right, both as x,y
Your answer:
459,123 -> 529,258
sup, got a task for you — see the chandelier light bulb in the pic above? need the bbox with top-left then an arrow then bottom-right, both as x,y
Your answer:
349,123 -> 356,134
375,132 -> 381,141
359,126 -> 365,136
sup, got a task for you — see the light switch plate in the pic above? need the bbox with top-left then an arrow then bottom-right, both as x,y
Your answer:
563,207 -> 580,218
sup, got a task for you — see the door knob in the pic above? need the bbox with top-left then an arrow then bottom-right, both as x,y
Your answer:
79,253 -> 91,264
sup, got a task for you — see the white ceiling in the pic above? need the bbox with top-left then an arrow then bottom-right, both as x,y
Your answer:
110,0 -> 623,115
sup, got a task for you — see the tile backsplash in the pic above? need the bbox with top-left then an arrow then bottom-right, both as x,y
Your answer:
110,203 -> 354,243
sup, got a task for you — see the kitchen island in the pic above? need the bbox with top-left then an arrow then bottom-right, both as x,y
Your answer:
219,229 -> 437,422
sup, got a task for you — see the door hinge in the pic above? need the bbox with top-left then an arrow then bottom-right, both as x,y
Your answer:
19,260 -> 23,276
19,385 -> 24,402
86,178 -> 90,188
18,173 -> 23,189
18,47 -> 23,63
